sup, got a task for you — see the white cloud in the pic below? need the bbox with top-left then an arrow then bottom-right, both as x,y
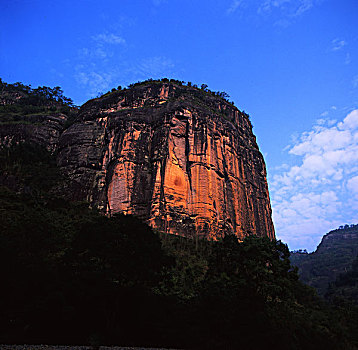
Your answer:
131,56 -> 175,78
75,71 -> 113,96
288,127 -> 352,157
77,32 -> 125,62
72,32 -> 128,99
330,39 -> 351,65
259,0 -> 290,13
294,0 -> 313,16
270,109 -> 358,251
347,176 -> 358,197
345,53 -> 351,65
331,38 -> 346,51
79,47 -> 111,60
226,0 -> 320,25
73,55 -> 176,101
258,0 -> 314,17
227,0 -> 243,14
254,0 -> 319,26
341,110 -> 358,130
92,33 -> 126,45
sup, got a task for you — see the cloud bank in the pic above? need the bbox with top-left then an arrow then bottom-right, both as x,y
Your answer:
271,109 -> 358,251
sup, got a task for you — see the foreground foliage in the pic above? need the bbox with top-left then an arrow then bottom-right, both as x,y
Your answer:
0,144 -> 358,349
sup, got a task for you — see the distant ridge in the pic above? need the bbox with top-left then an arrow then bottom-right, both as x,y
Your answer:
291,224 -> 358,295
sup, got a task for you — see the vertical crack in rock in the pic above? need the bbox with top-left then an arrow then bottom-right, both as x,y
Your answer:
185,115 -> 193,193
159,126 -> 169,232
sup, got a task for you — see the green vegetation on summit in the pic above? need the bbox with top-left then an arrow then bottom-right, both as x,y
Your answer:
0,79 -> 77,129
0,79 -> 74,110
101,77 -> 235,105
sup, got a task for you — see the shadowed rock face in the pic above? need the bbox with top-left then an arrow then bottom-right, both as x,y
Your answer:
0,114 -> 68,152
58,82 -> 275,240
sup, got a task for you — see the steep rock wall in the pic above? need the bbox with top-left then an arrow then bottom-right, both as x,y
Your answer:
58,83 -> 275,240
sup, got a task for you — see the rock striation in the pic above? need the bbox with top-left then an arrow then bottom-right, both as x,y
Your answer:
57,82 -> 275,240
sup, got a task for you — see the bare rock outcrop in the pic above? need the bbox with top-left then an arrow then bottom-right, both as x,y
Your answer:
58,82 -> 275,240
0,114 -> 68,152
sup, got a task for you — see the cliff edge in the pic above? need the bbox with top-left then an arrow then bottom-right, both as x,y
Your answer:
57,81 -> 275,240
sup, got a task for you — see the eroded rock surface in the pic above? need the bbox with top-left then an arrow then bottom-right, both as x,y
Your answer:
58,82 -> 275,240
0,114 -> 68,152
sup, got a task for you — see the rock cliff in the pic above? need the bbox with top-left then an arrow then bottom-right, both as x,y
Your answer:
0,114 -> 68,152
57,81 -> 275,240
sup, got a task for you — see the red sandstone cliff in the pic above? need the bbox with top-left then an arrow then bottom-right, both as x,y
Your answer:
58,82 -> 275,240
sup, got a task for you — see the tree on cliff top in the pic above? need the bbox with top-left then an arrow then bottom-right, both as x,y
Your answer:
0,79 -> 75,118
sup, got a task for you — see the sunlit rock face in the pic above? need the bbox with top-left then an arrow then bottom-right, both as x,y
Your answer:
58,82 -> 275,240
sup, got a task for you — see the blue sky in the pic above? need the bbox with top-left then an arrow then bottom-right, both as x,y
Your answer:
1,0 -> 358,251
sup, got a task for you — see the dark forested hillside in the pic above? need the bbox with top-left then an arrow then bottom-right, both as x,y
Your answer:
291,225 -> 358,296
326,255 -> 358,304
0,143 -> 357,349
